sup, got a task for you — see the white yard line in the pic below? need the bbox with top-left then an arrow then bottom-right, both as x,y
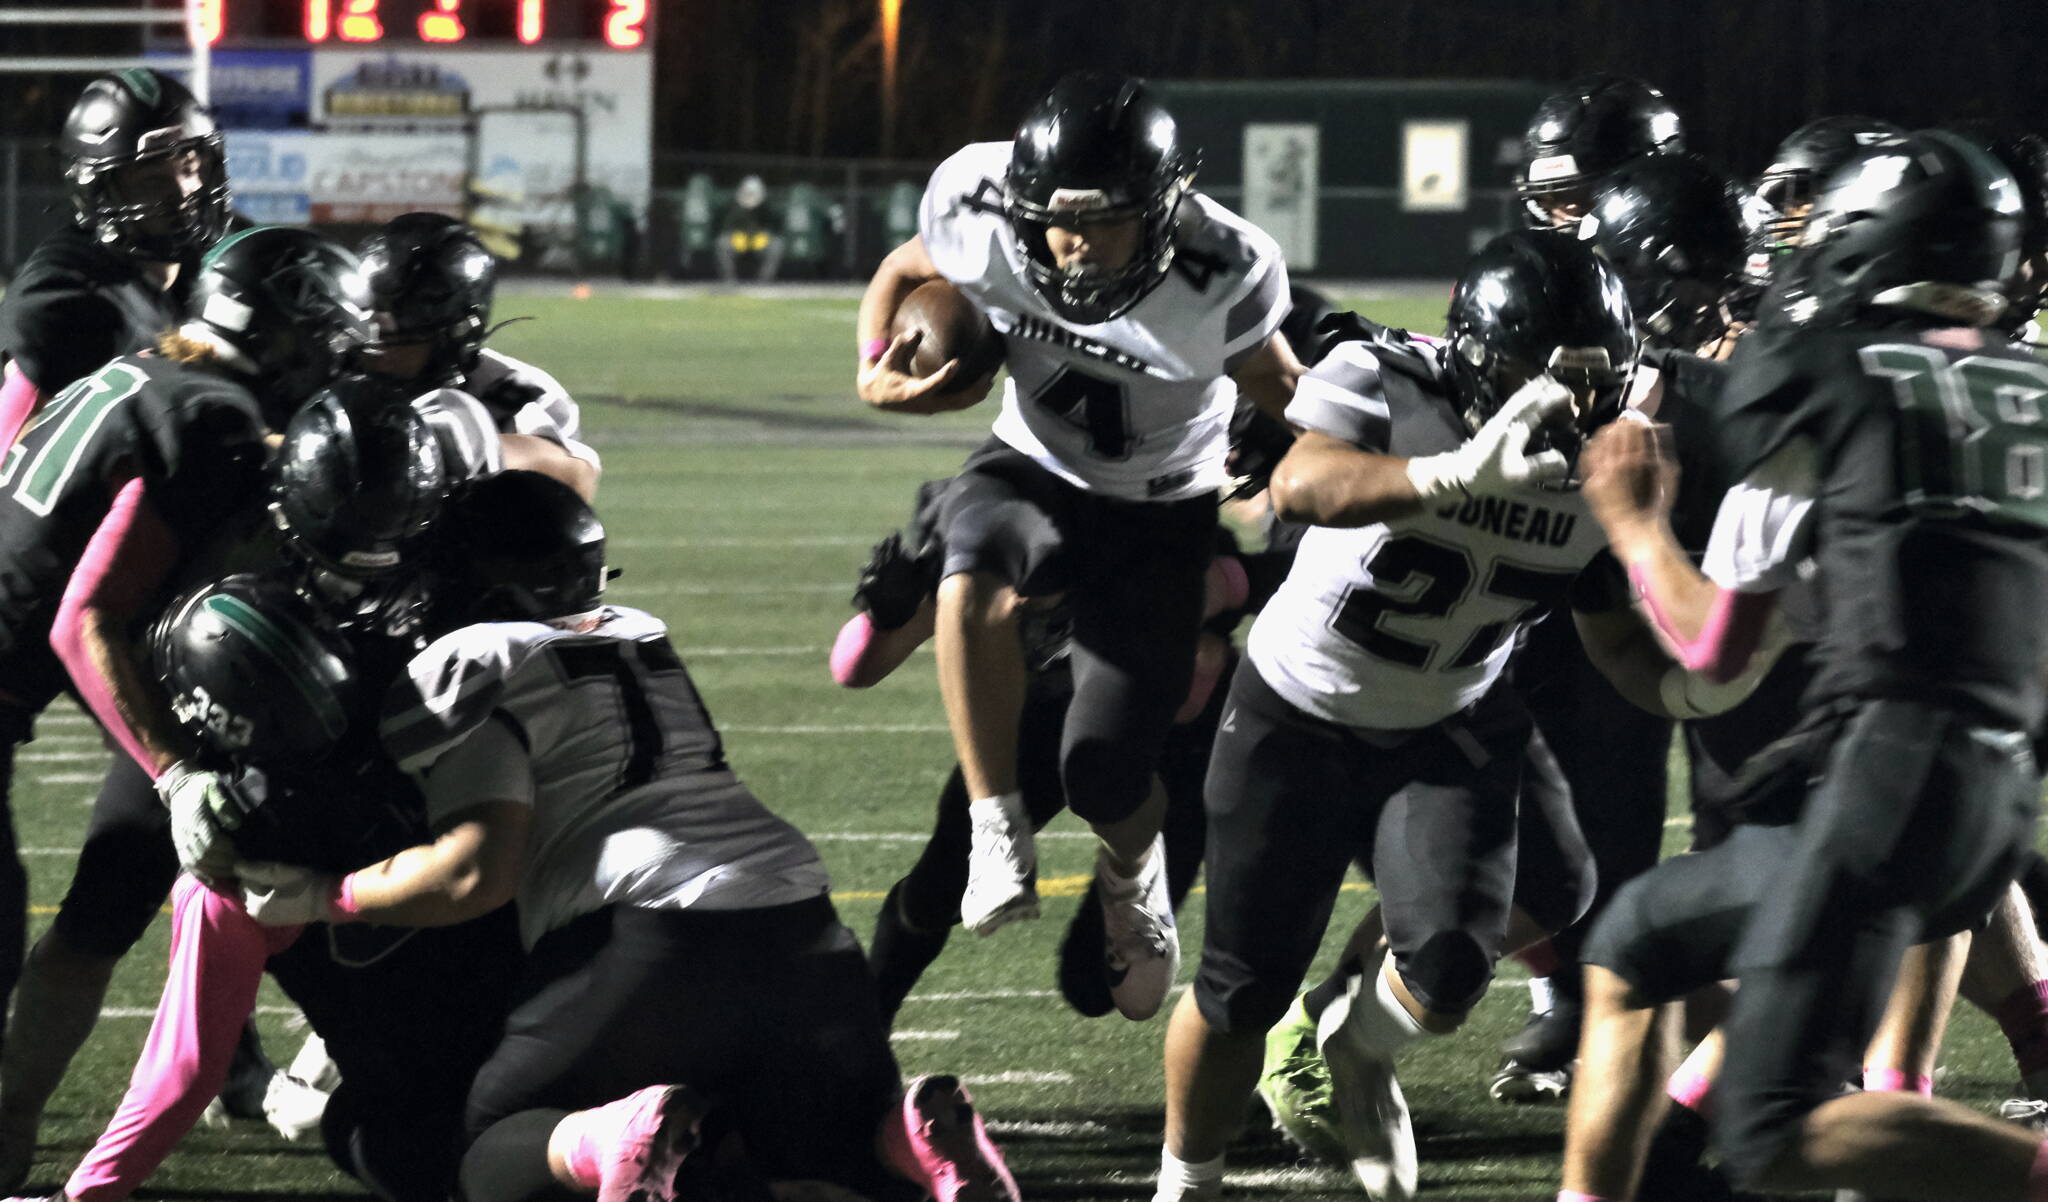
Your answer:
887,1030 -> 960,1042
962,1071 -> 1075,1086
20,751 -> 109,764
722,723 -> 949,734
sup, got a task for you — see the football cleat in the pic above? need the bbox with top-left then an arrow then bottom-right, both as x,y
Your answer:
262,1071 -> 333,1142
1499,1003 -> 1582,1074
878,1075 -> 1020,1202
961,795 -> 1038,936
596,1084 -> 707,1202
1256,995 -> 1345,1164
1316,976 -> 1417,1202
2000,1094 -> 2048,1130
1100,838 -> 1179,1021
1486,1058 -> 1571,1105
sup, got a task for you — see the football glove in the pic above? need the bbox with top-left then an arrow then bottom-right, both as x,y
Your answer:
238,860 -> 341,928
852,530 -> 939,631
1224,407 -> 1296,501
1404,376 -> 1573,500
155,762 -> 245,885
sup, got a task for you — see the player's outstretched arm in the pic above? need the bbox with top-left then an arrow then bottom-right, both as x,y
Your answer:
501,434 -> 600,501
1229,332 -> 1305,425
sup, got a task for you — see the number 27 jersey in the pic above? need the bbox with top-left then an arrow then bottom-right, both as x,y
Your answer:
1248,335 -> 1614,730
919,141 -> 1289,501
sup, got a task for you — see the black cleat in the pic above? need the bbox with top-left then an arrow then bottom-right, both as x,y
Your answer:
1499,1001 -> 1582,1073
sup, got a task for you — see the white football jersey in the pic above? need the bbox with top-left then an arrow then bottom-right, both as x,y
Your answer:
919,141 -> 1289,501
381,606 -> 829,947
465,348 -> 602,472
1248,337 -> 1615,730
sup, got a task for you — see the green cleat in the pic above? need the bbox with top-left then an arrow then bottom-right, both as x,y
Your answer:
1255,995 -> 1346,1165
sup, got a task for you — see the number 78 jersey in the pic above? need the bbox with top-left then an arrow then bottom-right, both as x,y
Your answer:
1247,337 -> 1614,730
919,142 -> 1290,501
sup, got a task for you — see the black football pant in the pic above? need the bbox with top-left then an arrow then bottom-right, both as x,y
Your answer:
266,909 -> 524,1202
1583,698 -> 2035,1188
873,660 -> 1217,1020
936,440 -> 1215,826
0,702 -> 35,1052
1194,661 -> 1593,1034
1515,610 -> 1671,986
459,898 -> 913,1202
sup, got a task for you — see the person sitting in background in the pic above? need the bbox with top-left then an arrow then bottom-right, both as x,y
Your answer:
716,175 -> 784,283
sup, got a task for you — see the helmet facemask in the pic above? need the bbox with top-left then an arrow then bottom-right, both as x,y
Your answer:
70,126 -> 230,261
1008,179 -> 1188,325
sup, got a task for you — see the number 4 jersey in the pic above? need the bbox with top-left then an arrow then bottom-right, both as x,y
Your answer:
919,142 -> 1290,501
1708,323 -> 2048,732
1248,327 -> 1617,730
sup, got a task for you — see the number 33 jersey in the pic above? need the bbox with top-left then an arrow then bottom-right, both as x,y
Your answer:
1248,332 -> 1615,730
919,142 -> 1290,501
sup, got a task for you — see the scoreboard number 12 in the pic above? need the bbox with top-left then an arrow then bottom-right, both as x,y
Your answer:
190,0 -> 650,48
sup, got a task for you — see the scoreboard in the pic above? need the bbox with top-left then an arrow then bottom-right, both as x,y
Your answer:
190,0 -> 650,50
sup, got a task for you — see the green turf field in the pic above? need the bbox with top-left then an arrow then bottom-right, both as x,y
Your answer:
6,288 -> 2030,1200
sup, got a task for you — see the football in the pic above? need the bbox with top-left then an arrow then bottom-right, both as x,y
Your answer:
892,279 -> 1005,386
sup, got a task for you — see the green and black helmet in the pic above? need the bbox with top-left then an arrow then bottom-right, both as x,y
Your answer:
185,226 -> 375,420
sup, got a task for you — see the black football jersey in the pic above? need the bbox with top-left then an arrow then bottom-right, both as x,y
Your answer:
0,227 -> 180,395
1717,321 -> 2048,730
0,353 -> 269,665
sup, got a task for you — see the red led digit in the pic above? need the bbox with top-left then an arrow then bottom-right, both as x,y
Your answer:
304,0 -> 331,40
604,0 -> 646,48
517,0 -> 543,43
192,0 -> 223,44
419,0 -> 464,41
337,0 -> 382,41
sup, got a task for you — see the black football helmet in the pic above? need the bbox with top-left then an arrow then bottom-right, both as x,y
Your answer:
1768,129 -> 2023,329
357,213 -> 498,383
428,471 -> 607,628
1445,230 -> 1639,455
1956,129 -> 2048,338
1517,75 -> 1685,229
1005,72 -> 1199,324
1741,116 -> 1905,297
152,573 -> 359,765
60,69 -> 231,261
1579,155 -> 1748,349
272,375 -> 449,585
185,227 -> 375,421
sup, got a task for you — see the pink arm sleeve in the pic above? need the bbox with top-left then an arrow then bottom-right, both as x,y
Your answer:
1627,562 -> 1777,684
0,362 -> 42,454
51,477 -> 182,777
65,875 -> 302,1202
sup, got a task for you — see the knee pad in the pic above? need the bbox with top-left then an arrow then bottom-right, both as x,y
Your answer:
1399,930 -> 1493,1015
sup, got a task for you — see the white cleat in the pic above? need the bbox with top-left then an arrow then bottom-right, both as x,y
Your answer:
962,795 -> 1038,935
286,1032 -> 341,1093
1100,837 -> 1179,1021
1316,978 -> 1417,1202
263,1071 -> 333,1142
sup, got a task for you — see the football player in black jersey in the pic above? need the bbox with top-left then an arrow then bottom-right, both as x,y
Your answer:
1515,75 -> 1685,230
0,226 -> 370,1189
354,213 -> 601,500
1729,116 -> 1906,331
1563,130 -> 2048,1202
1483,152 -> 1754,1103
0,69 -> 231,438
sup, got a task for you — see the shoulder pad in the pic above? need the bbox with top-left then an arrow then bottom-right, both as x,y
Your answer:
1313,312 -> 1443,387
379,624 -> 523,773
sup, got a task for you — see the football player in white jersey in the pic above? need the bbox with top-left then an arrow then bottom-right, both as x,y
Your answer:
1155,231 -> 1656,1202
234,472 -> 1018,1202
854,72 -> 1300,1021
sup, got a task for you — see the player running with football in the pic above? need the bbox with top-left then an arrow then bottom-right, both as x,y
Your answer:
853,71 -> 1300,1020
1561,128 -> 2048,1202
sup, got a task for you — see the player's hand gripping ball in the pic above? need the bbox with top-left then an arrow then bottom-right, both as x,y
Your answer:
860,281 -> 1005,414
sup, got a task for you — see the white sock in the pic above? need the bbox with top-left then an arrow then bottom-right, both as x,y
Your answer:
968,792 -> 1026,835
1528,975 -> 1558,1017
1096,836 -> 1158,894
1336,965 -> 1429,1057
1154,1149 -> 1224,1202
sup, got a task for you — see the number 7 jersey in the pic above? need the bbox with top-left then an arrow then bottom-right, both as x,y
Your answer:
919,142 -> 1290,501
1247,331 -> 1616,730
